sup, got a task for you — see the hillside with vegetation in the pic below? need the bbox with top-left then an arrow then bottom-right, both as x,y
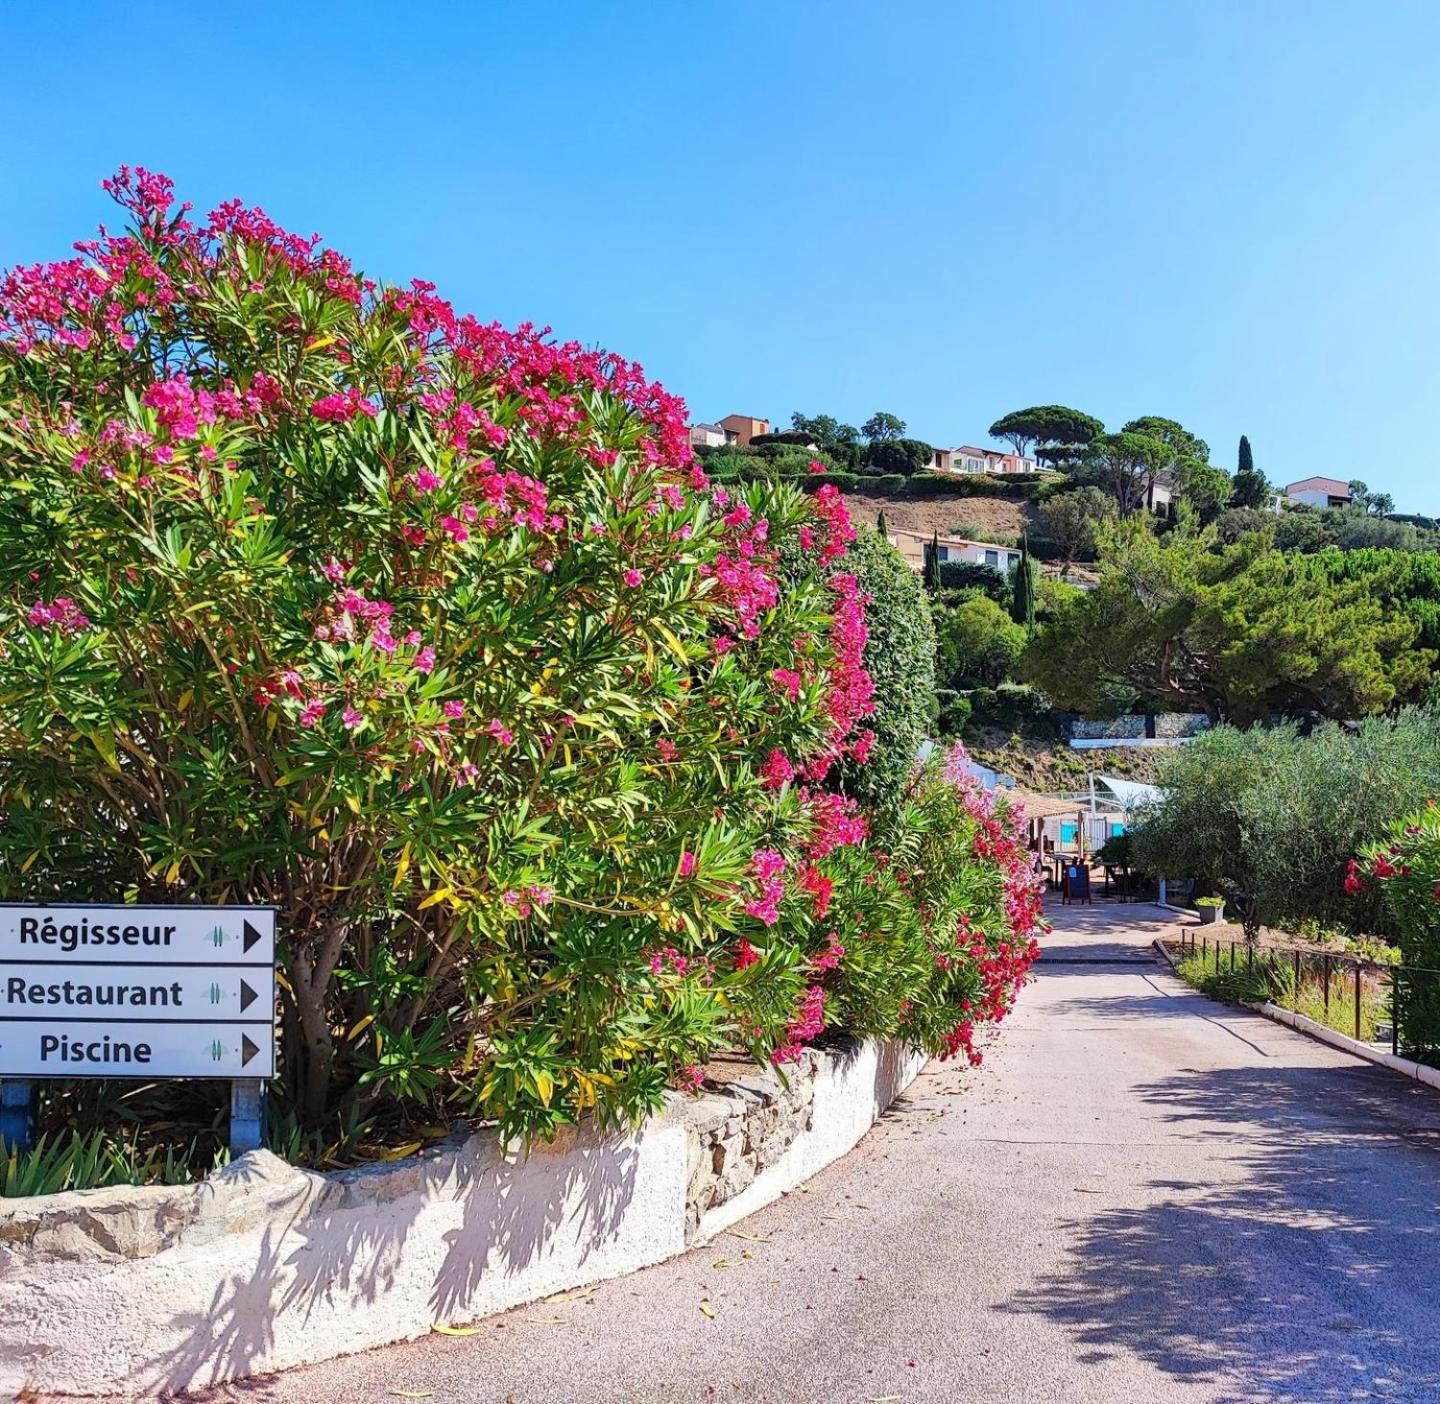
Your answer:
701,403 -> 1438,786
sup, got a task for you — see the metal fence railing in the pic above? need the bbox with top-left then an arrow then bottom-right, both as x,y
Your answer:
1174,929 -> 1440,1061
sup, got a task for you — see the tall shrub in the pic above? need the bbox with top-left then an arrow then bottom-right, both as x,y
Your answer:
0,170 -> 1045,1145
1133,712 -> 1440,937
0,170 -> 875,1136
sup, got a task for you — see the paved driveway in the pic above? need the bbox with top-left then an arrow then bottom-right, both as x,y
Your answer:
214,902 -> 1440,1404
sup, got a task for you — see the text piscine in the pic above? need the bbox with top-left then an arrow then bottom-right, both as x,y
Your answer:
17,917 -> 178,950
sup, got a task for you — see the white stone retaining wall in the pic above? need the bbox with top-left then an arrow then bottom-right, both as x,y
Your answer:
0,1037 -> 925,1397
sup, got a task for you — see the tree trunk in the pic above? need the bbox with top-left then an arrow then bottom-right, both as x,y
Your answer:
1241,898 -> 1261,944
288,929 -> 347,1127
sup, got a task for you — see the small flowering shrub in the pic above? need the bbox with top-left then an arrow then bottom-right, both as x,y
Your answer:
1355,807 -> 1440,1061
0,171 -> 1042,1145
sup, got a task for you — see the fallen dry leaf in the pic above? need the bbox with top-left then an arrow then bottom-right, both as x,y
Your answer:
726,1230 -> 770,1242
699,1300 -> 716,1318
544,1284 -> 598,1303
390,1392 -> 434,1400
430,1323 -> 480,1336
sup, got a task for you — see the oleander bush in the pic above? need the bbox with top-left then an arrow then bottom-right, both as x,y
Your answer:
1355,806 -> 1440,1061
0,170 -> 1044,1154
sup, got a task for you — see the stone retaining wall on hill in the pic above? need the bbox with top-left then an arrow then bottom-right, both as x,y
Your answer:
0,1037 -> 925,1397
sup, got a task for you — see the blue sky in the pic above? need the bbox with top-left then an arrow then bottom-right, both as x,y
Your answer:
3,2 -> 1438,509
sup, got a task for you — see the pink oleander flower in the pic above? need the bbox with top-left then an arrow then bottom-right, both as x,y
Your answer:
759,748 -> 795,790
623,568 -> 643,588
771,667 -> 803,702
342,705 -> 364,730
310,387 -> 376,422
298,698 -> 326,728
487,718 -> 514,746
410,467 -> 443,493
744,849 -> 786,926
679,850 -> 697,878
27,597 -> 91,635
443,700 -> 465,719
774,985 -> 826,1064
413,646 -> 437,674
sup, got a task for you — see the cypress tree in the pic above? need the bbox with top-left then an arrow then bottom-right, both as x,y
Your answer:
1238,435 -> 1253,475
925,530 -> 942,592
876,509 -> 888,538
1011,534 -> 1038,636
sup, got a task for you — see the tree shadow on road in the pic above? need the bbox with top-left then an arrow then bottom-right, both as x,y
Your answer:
1000,1062 -> 1440,1402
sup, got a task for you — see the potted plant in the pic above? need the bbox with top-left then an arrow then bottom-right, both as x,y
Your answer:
1195,895 -> 1226,925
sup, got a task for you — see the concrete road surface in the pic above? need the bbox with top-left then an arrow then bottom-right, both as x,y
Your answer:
206,902 -> 1440,1404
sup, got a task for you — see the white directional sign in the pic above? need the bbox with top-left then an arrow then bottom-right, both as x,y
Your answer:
0,905 -> 276,1079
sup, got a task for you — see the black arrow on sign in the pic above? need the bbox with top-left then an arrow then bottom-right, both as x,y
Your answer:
239,980 -> 257,1012
241,1034 -> 260,1067
242,921 -> 264,954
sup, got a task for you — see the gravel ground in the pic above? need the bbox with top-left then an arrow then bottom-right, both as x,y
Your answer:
194,902 -> 1440,1404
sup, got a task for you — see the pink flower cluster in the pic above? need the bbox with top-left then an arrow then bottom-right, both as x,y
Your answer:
311,388 -> 376,423
804,791 -> 868,859
703,490 -> 779,642
810,931 -> 845,971
27,597 -> 90,635
743,848 -> 786,926
502,884 -> 554,918
774,985 -> 826,1064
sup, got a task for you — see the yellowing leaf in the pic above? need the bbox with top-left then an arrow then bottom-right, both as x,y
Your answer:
654,621 -> 689,663
394,843 -> 411,889
177,689 -> 194,712
419,887 -> 454,911
347,1013 -> 376,1041
699,1301 -> 716,1318
381,1142 -> 422,1161
543,1285 -> 597,1303
532,1068 -> 555,1106
430,1323 -> 480,1336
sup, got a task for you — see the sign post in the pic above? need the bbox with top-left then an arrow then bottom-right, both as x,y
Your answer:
0,904 -> 276,1156
0,1078 -> 34,1153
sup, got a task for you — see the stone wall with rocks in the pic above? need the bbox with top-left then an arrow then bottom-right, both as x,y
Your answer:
0,1037 -> 923,1397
